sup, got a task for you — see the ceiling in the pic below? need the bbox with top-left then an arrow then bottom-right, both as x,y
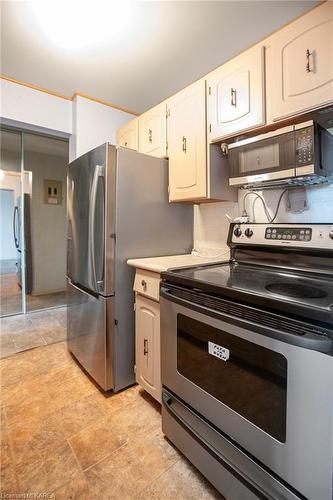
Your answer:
1,130 -> 69,159
1,1 -> 319,114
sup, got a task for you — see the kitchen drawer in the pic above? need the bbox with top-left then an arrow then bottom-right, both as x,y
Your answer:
134,269 -> 160,301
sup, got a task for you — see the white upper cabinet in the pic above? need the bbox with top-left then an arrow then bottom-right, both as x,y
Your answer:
138,102 -> 167,157
208,45 -> 265,141
116,118 -> 138,150
271,2 -> 333,120
167,79 -> 207,202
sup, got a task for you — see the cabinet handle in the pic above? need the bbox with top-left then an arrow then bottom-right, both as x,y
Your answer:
230,88 -> 237,107
148,129 -> 153,143
141,279 -> 147,291
144,338 -> 148,355
306,49 -> 313,73
182,136 -> 187,153
124,141 -> 128,147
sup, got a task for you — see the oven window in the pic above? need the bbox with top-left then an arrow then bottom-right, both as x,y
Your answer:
177,314 -> 287,442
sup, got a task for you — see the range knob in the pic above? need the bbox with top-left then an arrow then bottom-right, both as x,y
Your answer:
245,228 -> 253,238
233,227 -> 242,237
329,231 -> 333,240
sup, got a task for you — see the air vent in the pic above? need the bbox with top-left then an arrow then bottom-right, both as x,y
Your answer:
167,287 -> 329,338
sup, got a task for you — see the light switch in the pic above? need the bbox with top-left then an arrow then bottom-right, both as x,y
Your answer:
44,179 -> 63,205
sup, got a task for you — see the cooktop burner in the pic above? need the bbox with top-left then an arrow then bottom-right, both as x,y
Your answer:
265,283 -> 327,300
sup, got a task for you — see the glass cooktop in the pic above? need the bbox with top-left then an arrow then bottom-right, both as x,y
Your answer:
167,262 -> 333,314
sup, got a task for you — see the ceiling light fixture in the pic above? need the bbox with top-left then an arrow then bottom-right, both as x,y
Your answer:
29,0 -> 131,50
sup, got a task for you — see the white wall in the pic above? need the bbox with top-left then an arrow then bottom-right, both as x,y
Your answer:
0,189 -> 16,261
1,79 -> 136,162
194,184 -> 333,252
0,79 -> 72,136
26,150 -> 67,295
0,171 -> 30,203
69,95 -> 135,160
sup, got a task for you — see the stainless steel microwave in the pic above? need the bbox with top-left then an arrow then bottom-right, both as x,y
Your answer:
226,120 -> 333,189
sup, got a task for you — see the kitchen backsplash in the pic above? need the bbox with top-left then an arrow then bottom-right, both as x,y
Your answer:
193,202 -> 238,256
194,183 -> 333,253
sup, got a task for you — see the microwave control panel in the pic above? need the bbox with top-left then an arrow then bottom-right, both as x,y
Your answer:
295,127 -> 313,165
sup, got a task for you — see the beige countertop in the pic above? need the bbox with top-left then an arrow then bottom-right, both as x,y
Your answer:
127,252 -> 229,273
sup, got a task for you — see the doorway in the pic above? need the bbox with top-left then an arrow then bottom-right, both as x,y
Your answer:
0,128 -> 69,317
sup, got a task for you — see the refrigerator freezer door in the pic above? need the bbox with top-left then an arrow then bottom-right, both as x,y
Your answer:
67,279 -> 114,390
67,145 -> 111,295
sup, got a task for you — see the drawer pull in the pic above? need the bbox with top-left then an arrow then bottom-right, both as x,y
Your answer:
182,136 -> 187,153
306,49 -> 313,73
230,88 -> 237,107
141,279 -> 147,291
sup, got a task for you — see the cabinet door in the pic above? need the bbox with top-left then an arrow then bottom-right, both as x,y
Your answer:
168,79 -> 207,202
135,295 -> 161,402
208,45 -> 265,141
138,102 -> 167,157
116,119 -> 138,150
271,2 -> 333,120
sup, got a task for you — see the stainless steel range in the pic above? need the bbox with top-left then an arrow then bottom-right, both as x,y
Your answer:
160,223 -> 333,500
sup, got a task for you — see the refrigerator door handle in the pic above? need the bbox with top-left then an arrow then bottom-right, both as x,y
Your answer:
88,165 -> 105,292
13,205 -> 19,249
67,277 -> 97,298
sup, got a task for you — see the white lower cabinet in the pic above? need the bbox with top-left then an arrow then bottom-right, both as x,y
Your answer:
135,284 -> 161,403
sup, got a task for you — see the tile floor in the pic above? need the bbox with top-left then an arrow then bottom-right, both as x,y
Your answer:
0,342 -> 222,499
0,273 -> 67,317
0,307 -> 67,359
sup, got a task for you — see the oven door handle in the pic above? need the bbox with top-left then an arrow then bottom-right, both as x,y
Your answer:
160,286 -> 333,354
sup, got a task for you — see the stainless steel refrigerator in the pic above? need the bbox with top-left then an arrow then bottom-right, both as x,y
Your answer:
67,144 -> 193,392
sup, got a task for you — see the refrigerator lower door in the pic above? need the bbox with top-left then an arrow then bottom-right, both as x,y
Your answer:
67,280 -> 114,391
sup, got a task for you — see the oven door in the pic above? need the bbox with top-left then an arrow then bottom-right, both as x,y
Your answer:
228,126 -> 296,186
160,286 -> 333,500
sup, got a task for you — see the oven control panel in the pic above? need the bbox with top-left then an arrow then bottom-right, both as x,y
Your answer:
265,227 -> 312,241
231,224 -> 333,250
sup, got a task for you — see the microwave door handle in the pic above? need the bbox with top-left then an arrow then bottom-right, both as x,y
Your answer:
88,165 -> 105,292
